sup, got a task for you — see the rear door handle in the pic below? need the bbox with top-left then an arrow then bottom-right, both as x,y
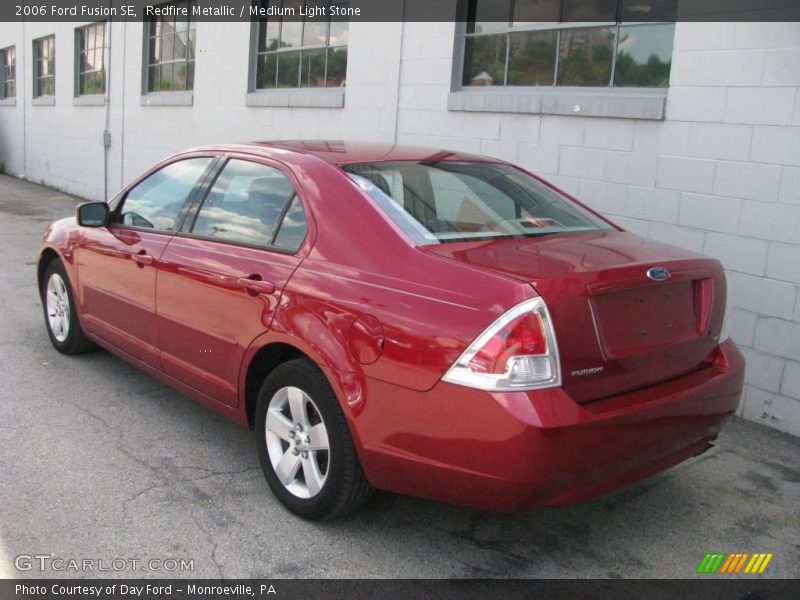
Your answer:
239,277 -> 276,295
131,251 -> 154,266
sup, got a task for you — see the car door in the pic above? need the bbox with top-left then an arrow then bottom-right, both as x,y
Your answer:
76,156 -> 216,367
155,156 -> 310,407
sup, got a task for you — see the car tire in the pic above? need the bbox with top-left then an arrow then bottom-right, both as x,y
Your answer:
42,259 -> 96,355
255,358 -> 373,519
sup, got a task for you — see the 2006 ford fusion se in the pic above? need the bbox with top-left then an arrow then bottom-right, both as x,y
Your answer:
38,141 -> 744,519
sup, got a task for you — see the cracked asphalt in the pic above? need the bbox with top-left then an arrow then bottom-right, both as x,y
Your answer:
0,174 -> 799,579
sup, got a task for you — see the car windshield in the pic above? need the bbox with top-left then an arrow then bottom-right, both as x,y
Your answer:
344,161 -> 612,244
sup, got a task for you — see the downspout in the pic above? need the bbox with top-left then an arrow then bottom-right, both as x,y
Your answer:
21,19 -> 27,177
102,11 -> 113,200
392,1 -> 405,144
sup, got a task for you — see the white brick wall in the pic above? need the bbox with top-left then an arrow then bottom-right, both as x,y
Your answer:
1,20 -> 799,435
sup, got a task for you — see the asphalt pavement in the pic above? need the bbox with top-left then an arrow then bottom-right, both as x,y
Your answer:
0,174 -> 798,579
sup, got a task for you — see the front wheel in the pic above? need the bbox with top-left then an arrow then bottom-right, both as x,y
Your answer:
255,359 -> 373,519
42,260 -> 95,355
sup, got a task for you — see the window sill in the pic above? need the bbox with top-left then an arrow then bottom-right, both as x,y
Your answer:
74,95 -> 105,106
246,88 -> 345,109
0,97 -> 16,106
140,91 -> 194,107
32,96 -> 55,106
447,88 -> 667,120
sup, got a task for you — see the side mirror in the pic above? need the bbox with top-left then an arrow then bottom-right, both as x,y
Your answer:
77,202 -> 110,227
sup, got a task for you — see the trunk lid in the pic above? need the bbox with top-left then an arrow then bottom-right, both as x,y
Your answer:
424,231 -> 725,403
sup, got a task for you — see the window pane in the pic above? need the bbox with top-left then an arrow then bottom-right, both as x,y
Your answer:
149,36 -> 160,64
147,66 -> 161,92
561,0 -> 618,21
303,0 -> 329,45
188,29 -> 196,60
300,48 -> 326,87
161,34 -> 176,62
81,72 -> 105,95
256,53 -> 278,89
193,160 -> 297,246
466,0 -> 512,34
175,32 -> 189,59
120,158 -> 213,231
276,50 -> 301,87
273,196 -> 308,252
614,23 -> 674,87
620,0 -> 678,22
280,0 -> 303,48
326,46 -> 347,87
329,4 -> 349,46
175,61 -> 192,91
557,26 -> 615,87
162,63 -> 177,91
462,33 -> 506,87
185,61 -> 195,90
512,0 -> 560,25
260,19 -> 280,51
507,30 -> 557,86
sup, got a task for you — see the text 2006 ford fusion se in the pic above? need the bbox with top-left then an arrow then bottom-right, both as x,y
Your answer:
38,141 -> 744,519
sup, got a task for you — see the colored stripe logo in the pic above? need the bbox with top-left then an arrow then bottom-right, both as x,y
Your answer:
697,553 -> 773,574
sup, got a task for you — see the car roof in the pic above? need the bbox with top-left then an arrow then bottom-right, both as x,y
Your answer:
188,140 -> 501,166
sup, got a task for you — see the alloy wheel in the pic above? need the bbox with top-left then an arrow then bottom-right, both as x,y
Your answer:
265,386 -> 330,499
46,273 -> 70,343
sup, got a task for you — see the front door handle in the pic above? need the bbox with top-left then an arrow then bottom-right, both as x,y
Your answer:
131,251 -> 154,266
239,276 -> 276,296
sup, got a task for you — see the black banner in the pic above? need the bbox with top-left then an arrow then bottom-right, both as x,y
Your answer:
1,0 -> 800,23
2,579 -> 800,600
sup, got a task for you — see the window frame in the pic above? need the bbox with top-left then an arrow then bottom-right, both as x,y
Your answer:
110,155 -> 220,235
246,1 -> 348,108
141,0 -> 197,100
451,1 -> 674,119
1,46 -> 16,101
180,155 -> 312,256
460,18 -> 674,89
32,35 -> 56,99
250,0 -> 349,91
75,21 -> 107,98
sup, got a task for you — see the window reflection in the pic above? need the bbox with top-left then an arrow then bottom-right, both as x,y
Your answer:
119,158 -> 213,231
192,159 -> 307,251
614,23 -> 673,87
462,0 -> 675,89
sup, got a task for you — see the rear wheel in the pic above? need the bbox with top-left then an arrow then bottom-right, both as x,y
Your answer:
42,260 -> 95,355
255,359 -> 373,519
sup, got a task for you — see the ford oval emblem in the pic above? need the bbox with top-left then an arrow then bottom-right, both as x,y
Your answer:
647,267 -> 671,282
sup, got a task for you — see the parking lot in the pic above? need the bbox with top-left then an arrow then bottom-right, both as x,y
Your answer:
0,173 -> 798,579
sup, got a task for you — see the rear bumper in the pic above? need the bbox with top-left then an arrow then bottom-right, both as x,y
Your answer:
356,339 -> 744,512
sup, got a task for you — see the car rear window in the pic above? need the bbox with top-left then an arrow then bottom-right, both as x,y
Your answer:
344,161 -> 611,244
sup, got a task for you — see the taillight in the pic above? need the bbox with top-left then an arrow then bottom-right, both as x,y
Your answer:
443,297 -> 561,391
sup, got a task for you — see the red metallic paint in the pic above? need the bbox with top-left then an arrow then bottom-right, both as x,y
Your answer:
38,141 -> 745,512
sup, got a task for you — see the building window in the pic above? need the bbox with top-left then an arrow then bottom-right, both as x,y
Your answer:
145,1 -> 196,92
76,22 -> 106,96
254,0 -> 349,90
1,46 -> 15,99
34,36 -> 56,97
462,0 -> 675,88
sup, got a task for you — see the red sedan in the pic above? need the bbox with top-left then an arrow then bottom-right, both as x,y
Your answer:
37,141 -> 744,519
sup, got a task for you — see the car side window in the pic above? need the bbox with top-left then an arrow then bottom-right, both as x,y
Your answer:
116,158 -> 213,231
192,159 -> 306,250
273,196 -> 308,252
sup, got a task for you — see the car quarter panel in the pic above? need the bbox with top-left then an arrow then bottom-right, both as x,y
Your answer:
262,156 -> 534,393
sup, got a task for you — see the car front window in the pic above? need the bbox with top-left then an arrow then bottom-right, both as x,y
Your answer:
117,157 -> 213,231
345,160 -> 611,244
